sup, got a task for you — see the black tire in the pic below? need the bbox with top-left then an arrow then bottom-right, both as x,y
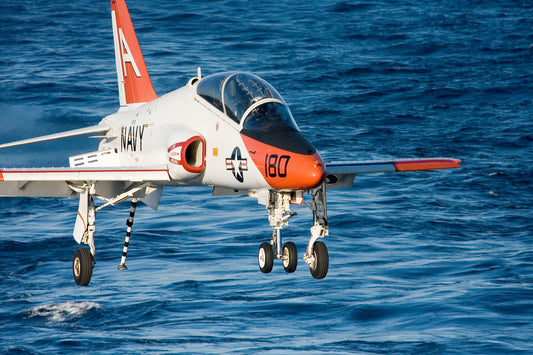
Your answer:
309,241 -> 328,279
282,242 -> 297,273
258,242 -> 274,274
73,248 -> 94,286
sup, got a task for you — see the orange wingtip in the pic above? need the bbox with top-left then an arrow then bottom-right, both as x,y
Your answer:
0,171 -> 4,181
394,158 -> 461,172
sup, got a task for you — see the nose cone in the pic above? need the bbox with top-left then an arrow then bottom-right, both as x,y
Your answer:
241,134 -> 326,190
282,152 -> 326,190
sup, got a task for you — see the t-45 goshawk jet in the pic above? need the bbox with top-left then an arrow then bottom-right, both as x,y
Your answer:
0,0 -> 461,286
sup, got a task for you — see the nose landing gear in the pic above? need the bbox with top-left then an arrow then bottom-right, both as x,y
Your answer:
258,242 -> 274,273
255,191 -> 298,274
282,241 -> 298,273
252,184 -> 329,279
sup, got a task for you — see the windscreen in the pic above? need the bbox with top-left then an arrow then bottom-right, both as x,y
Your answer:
242,102 -> 298,133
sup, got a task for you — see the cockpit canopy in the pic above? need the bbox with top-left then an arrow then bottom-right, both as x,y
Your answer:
197,72 -> 299,133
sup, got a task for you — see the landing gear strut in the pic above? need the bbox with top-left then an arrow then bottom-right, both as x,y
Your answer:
70,182 -> 152,286
253,190 -> 298,274
72,186 -> 96,286
304,183 -> 329,279
252,185 -> 329,279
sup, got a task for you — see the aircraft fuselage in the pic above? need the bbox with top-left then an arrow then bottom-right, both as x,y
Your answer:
91,74 -> 326,191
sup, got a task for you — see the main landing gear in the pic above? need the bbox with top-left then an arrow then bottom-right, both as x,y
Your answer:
252,183 -> 329,279
70,182 -> 149,286
73,247 -> 94,286
72,187 -> 96,286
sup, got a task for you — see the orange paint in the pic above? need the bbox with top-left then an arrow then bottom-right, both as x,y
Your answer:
241,135 -> 325,190
394,158 -> 461,171
0,171 -> 3,181
111,0 -> 158,104
77,210 -> 87,231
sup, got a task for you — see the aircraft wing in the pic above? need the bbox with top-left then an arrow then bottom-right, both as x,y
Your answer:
0,167 -> 170,198
324,158 -> 461,188
0,125 -> 110,149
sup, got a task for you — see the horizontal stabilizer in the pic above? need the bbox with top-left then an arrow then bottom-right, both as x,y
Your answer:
0,125 -> 110,149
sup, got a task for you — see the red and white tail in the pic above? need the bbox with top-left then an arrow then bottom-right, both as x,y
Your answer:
111,0 -> 157,107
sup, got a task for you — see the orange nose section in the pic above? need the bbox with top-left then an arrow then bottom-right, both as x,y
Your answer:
277,151 -> 324,189
241,135 -> 325,190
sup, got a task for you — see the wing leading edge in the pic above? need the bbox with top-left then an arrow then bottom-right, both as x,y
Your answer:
325,158 -> 461,188
0,125 -> 110,150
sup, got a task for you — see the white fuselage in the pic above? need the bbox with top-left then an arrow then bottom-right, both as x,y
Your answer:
89,78 -> 268,190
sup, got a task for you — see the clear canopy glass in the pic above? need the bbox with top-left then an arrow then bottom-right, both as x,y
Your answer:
197,72 -> 298,132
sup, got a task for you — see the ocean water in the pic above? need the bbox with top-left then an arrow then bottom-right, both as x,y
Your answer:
1,0 -> 532,353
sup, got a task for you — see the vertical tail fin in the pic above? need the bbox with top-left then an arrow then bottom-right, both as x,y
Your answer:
111,0 -> 157,106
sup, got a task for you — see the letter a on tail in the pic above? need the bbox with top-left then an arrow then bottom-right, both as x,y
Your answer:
111,0 -> 158,106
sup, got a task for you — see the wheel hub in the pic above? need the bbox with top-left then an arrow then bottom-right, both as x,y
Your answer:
258,248 -> 266,268
73,257 -> 81,277
282,247 -> 290,268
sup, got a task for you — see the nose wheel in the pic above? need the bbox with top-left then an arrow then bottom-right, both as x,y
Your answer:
258,242 -> 274,273
282,241 -> 297,273
257,240 -> 298,274
254,187 -> 329,278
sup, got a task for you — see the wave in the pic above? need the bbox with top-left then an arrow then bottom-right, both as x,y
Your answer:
25,302 -> 101,323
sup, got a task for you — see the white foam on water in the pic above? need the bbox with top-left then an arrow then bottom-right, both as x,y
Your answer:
27,301 -> 101,322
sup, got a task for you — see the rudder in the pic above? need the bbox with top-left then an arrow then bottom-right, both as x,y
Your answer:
111,0 -> 157,106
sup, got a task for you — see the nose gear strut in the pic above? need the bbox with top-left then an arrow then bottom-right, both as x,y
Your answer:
252,184 -> 329,279
254,190 -> 299,274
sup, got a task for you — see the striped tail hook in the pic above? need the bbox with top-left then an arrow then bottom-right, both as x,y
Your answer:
118,198 -> 138,270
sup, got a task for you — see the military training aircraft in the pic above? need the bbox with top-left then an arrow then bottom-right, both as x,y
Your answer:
0,0 -> 461,286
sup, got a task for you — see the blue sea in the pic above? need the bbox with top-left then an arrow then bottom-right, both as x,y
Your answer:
1,0 -> 532,353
